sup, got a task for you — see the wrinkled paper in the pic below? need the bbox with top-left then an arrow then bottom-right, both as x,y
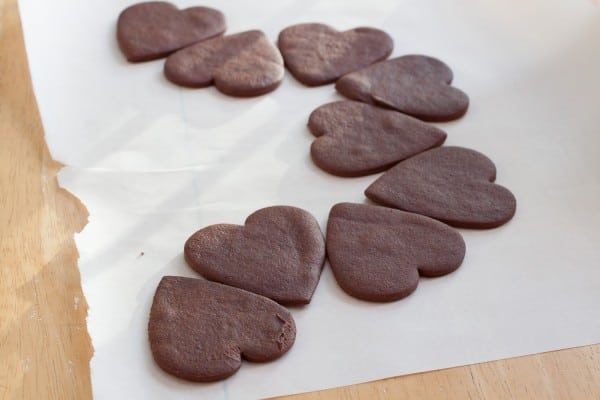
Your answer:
19,0 -> 600,398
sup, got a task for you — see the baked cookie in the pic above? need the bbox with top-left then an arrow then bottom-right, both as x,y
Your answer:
164,30 -> 284,96
117,2 -> 226,62
149,276 -> 296,382
278,23 -> 393,86
365,146 -> 517,229
327,203 -> 465,302
184,206 -> 326,305
336,55 -> 469,122
308,101 -> 447,177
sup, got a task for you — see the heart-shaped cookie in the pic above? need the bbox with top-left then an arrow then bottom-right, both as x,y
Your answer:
308,100 -> 447,177
277,23 -> 393,86
336,55 -> 469,122
365,146 -> 517,229
149,276 -> 296,382
184,206 -> 326,305
164,30 -> 284,96
117,2 -> 226,62
327,203 -> 465,302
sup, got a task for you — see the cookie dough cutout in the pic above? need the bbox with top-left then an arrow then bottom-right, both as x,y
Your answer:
309,101 -> 447,177
164,30 -> 284,96
327,203 -> 466,302
117,2 -> 226,62
365,146 -> 517,229
278,23 -> 393,86
149,276 -> 296,382
184,206 -> 326,305
336,55 -> 469,122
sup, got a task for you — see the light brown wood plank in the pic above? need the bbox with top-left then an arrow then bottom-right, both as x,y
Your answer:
274,346 -> 600,400
0,0 -> 92,398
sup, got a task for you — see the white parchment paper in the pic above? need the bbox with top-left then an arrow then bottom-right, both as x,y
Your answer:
19,0 -> 600,398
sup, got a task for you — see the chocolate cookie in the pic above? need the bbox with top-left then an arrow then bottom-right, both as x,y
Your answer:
164,30 -> 284,96
184,206 -> 326,305
327,203 -> 465,302
308,101 -> 447,177
277,23 -> 393,86
117,2 -> 226,62
365,146 -> 517,229
149,276 -> 296,382
336,55 -> 469,122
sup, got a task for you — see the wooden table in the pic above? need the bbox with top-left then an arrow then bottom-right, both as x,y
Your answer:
1,0 -> 599,398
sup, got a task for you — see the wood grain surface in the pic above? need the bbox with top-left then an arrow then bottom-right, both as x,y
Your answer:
0,1 -> 92,399
0,0 -> 598,398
